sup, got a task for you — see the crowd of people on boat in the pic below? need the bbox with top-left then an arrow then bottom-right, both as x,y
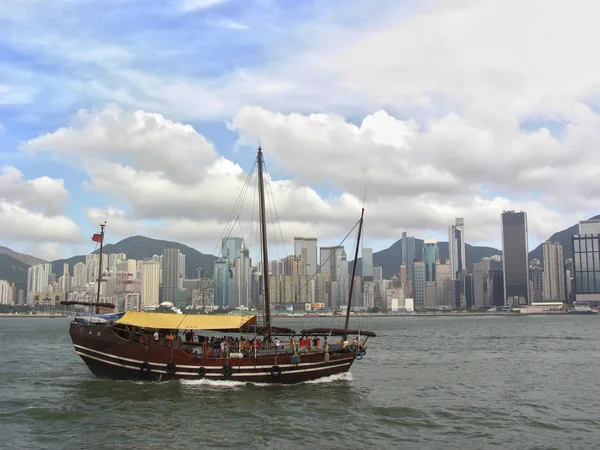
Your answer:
115,323 -> 365,356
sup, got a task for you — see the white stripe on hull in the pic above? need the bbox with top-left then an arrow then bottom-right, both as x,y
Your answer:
73,343 -> 355,370
75,350 -> 353,377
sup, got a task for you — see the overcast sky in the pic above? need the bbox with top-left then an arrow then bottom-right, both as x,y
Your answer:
1,0 -> 599,261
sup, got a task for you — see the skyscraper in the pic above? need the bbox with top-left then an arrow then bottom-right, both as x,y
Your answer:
501,211 -> 529,305
402,232 -> 416,281
294,237 -> 318,276
362,248 -> 374,281
213,258 -> 229,307
448,218 -> 466,279
26,263 -> 51,305
320,246 -> 347,307
542,241 -> 565,301
140,260 -> 160,309
422,239 -> 439,282
162,248 -> 181,303
579,219 -> 600,235
222,237 -> 244,265
412,261 -> 425,309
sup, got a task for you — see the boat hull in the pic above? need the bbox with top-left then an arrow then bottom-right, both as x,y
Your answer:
69,322 -> 359,384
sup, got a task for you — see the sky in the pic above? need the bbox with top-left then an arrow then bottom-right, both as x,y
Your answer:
1,0 -> 600,262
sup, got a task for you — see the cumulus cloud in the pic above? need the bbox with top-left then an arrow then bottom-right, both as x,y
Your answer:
230,106 -> 600,242
0,201 -> 82,243
23,104 -> 218,184
0,166 -> 68,215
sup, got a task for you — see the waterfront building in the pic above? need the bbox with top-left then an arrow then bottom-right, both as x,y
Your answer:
529,265 -> 544,302
412,261 -> 425,309
501,210 -> 530,305
572,232 -> 600,304
542,241 -> 565,301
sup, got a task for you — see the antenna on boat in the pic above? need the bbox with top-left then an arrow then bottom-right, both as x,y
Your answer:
256,146 -> 271,335
344,204 -> 365,332
95,222 -> 106,314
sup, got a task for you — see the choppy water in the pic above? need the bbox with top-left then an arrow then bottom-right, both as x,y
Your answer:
2,315 -> 600,449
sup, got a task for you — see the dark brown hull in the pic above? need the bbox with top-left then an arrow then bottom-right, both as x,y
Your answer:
69,322 -> 359,384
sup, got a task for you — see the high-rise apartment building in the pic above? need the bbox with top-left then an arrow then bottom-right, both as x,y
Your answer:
529,265 -> 544,302
448,218 -> 466,279
26,263 -> 51,305
542,241 -> 565,301
501,211 -> 530,305
140,260 -> 160,309
294,237 -> 317,276
162,248 -> 181,304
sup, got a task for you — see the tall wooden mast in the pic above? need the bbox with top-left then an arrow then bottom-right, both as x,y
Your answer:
95,223 -> 106,314
344,208 -> 365,331
257,147 -> 271,328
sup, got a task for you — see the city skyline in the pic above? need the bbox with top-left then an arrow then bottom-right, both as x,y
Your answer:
2,1 -> 600,261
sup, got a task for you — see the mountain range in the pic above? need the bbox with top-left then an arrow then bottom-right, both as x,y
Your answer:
0,215 -> 595,292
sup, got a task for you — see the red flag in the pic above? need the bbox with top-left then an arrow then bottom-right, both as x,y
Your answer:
92,233 -> 103,243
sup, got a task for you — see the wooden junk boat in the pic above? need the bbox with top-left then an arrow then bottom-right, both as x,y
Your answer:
65,146 -> 376,384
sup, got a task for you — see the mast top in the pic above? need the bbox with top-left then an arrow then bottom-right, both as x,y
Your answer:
258,145 -> 262,153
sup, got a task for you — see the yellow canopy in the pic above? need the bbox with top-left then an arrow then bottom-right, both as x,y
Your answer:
115,311 -> 257,330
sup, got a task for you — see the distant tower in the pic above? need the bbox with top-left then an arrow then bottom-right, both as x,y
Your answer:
501,211 -> 529,306
543,241 -> 565,301
448,218 -> 466,279
162,248 -> 181,303
362,248 -> 374,281
294,237 -> 318,276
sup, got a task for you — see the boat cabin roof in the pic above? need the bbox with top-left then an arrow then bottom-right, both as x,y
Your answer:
115,311 -> 257,331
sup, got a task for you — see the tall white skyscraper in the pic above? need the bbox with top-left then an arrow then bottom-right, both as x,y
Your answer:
61,263 -> 71,293
26,263 -> 51,305
294,237 -> 318,276
543,241 -> 565,301
141,260 -> 160,309
448,218 -> 466,279
72,262 -> 87,289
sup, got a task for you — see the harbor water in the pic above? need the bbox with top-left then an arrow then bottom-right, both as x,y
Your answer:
1,315 -> 599,449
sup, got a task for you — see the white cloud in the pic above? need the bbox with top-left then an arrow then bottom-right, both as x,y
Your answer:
230,105 -> 600,242
214,18 -> 249,30
23,104 -> 218,184
0,166 -> 68,215
0,201 -> 82,244
179,0 -> 229,13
